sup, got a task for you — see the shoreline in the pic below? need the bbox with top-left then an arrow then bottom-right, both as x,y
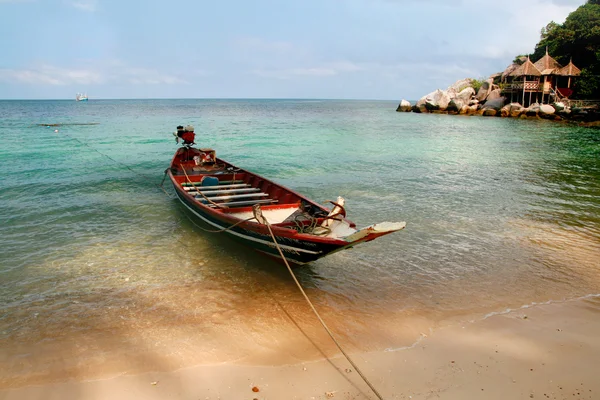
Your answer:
2,295 -> 599,400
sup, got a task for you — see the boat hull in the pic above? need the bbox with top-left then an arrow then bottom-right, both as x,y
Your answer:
173,188 -> 344,265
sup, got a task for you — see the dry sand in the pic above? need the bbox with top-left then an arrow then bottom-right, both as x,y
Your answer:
1,295 -> 599,400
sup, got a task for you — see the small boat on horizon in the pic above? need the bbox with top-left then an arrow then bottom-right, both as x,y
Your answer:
166,125 -> 406,265
76,93 -> 88,102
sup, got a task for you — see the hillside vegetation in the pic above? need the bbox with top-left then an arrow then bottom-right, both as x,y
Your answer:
529,0 -> 600,98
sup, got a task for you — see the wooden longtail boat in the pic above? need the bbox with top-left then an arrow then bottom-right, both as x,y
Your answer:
167,127 -> 406,265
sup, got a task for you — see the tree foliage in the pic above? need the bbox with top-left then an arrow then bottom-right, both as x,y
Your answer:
470,78 -> 486,93
527,0 -> 600,99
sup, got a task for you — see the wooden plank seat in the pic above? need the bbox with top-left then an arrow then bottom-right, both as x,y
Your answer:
181,180 -> 245,186
183,183 -> 250,191
207,199 -> 278,208
197,193 -> 269,202
187,187 -> 261,196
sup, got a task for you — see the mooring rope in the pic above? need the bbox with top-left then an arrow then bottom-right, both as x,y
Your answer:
252,205 -> 385,400
54,129 -> 173,198
55,128 -> 383,398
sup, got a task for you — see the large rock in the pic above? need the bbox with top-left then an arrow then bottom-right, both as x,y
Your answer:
539,104 -> 556,118
456,87 -> 476,103
500,103 -> 524,118
396,99 -> 412,112
483,109 -> 498,117
508,103 -> 524,117
447,78 -> 474,93
525,103 -> 541,117
486,88 -> 502,102
475,78 -> 494,102
552,102 -> 565,112
482,97 -> 506,111
423,89 -> 452,111
414,97 -> 428,113
447,98 -> 465,113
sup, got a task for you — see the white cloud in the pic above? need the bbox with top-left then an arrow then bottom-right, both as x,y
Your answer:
0,62 -> 187,85
452,0 -> 581,58
68,0 -> 97,12
251,61 -> 364,80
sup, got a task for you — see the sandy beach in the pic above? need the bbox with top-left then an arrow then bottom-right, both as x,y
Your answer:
2,295 -> 598,400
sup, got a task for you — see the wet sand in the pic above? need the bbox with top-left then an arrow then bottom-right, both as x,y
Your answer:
2,295 -> 598,400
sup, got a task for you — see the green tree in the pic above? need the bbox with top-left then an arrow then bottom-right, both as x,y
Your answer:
526,0 -> 600,98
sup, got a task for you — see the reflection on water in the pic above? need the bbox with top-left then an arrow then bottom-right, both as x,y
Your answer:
0,100 -> 599,388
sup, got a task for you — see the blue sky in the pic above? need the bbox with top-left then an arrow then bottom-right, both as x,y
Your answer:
0,0 -> 585,100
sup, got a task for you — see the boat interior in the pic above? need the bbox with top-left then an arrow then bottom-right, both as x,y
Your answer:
171,147 -> 353,234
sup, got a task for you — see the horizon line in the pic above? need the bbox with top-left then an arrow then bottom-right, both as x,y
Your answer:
0,97 -> 403,101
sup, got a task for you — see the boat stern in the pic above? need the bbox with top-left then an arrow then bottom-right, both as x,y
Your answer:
342,221 -> 406,244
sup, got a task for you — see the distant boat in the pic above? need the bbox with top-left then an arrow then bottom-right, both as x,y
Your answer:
76,93 -> 88,102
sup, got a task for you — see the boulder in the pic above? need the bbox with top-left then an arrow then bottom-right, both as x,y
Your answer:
447,78 -> 474,93
456,87 -> 476,103
539,104 -> 556,118
475,78 -> 494,102
424,89 -> 452,111
483,109 -> 498,117
499,102 -> 524,118
552,102 -> 566,112
486,88 -> 502,102
447,98 -> 465,113
396,99 -> 412,112
508,103 -> 524,117
525,103 -> 541,117
414,97 -> 428,113
482,97 -> 506,111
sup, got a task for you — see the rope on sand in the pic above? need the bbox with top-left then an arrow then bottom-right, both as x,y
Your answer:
252,204 -> 386,400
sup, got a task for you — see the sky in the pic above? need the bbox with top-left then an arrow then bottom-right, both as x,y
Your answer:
0,0 -> 586,100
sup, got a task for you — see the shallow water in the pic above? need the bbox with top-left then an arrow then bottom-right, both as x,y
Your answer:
0,99 -> 599,387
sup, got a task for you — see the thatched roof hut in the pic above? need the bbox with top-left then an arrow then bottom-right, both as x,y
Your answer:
557,60 -> 582,76
534,49 -> 562,75
510,57 -> 542,77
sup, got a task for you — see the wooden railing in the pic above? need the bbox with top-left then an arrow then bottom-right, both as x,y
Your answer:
566,100 -> 600,108
506,81 -> 540,91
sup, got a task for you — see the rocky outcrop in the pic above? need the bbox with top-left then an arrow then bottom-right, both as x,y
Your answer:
395,77 -> 600,127
396,99 -> 412,112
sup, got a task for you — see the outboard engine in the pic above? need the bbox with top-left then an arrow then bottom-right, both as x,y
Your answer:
174,124 -> 195,145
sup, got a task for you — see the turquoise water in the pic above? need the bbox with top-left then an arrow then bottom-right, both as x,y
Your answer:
1,99 -> 599,386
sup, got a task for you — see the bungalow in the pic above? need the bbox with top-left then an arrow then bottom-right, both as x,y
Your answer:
500,50 -> 581,107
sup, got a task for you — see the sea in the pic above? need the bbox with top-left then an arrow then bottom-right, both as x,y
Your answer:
1,99 -> 599,387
